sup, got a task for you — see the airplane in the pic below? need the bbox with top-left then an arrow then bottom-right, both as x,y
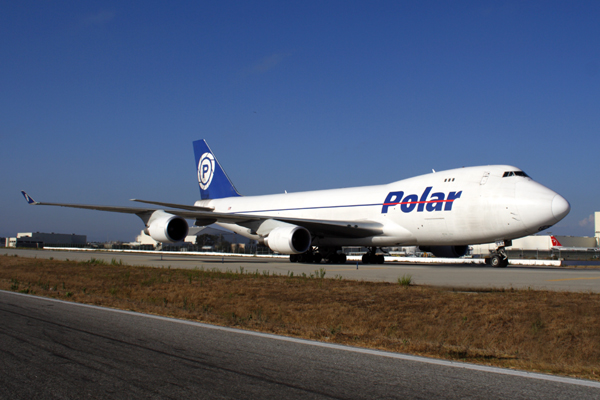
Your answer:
22,139 -> 570,268
551,235 -> 562,247
550,235 -> 599,253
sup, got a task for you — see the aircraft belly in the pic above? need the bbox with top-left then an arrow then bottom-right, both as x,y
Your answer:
415,217 -> 450,243
314,236 -> 418,247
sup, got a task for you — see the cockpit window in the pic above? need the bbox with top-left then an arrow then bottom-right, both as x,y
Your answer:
503,171 -> 529,178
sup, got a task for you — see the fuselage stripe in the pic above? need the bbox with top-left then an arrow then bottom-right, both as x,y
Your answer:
222,198 -> 459,215
383,199 -> 455,206
231,202 -> 382,215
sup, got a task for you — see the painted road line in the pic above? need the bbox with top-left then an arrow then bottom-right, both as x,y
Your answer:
547,277 -> 600,282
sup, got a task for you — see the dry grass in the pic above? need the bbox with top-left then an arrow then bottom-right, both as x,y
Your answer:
1,254 -> 600,381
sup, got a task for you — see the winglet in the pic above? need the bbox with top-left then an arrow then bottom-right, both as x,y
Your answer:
21,191 -> 38,204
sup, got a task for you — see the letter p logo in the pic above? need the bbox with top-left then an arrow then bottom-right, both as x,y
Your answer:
198,152 -> 215,190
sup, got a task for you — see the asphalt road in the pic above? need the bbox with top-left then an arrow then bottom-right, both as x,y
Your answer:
4,248 -> 600,292
1,290 -> 599,399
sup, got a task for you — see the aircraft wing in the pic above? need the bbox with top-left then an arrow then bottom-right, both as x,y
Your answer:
131,198 -> 383,237
21,191 -> 158,216
22,191 -> 382,238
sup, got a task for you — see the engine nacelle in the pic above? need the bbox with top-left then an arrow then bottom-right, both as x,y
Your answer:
264,225 -> 311,254
146,210 -> 189,243
419,245 -> 469,258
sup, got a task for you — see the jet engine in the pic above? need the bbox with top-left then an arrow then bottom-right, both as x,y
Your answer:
419,245 -> 468,258
264,225 -> 311,254
145,210 -> 189,243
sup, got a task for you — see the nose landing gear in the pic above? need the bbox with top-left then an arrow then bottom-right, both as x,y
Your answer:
488,252 -> 508,268
485,240 -> 511,268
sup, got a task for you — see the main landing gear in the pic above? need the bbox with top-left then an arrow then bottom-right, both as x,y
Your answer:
485,241 -> 511,268
361,247 -> 385,264
289,247 -> 347,264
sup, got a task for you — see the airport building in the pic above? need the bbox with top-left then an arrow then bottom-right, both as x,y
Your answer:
596,211 -> 600,244
133,226 -> 206,247
5,232 -> 87,248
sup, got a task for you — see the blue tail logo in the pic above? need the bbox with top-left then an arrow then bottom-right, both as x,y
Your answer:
198,152 -> 215,190
193,140 -> 241,200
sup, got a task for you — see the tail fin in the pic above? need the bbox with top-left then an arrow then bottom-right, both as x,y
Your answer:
550,235 -> 562,247
193,139 -> 241,200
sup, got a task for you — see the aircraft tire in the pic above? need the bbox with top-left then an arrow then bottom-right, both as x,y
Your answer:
376,254 -> 385,264
298,253 -> 313,263
490,254 -> 508,268
362,254 -> 370,264
313,253 -> 323,263
289,254 -> 298,263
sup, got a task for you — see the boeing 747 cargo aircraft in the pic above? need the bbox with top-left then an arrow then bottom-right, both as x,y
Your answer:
22,139 -> 570,267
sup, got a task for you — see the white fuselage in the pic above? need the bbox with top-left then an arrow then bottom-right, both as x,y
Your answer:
195,165 -> 570,248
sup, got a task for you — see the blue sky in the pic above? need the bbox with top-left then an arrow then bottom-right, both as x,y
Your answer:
1,1 -> 598,242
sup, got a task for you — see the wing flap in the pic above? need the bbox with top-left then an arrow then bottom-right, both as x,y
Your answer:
130,199 -> 214,212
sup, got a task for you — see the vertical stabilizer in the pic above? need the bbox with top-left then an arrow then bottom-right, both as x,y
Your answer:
550,235 -> 562,247
193,139 -> 241,200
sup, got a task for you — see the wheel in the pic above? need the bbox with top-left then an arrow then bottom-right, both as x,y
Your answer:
298,253 -> 313,263
490,254 -> 508,268
490,255 -> 501,267
362,254 -> 370,264
289,254 -> 298,263
313,253 -> 323,263
329,254 -> 339,264
338,253 -> 347,264
376,254 -> 385,264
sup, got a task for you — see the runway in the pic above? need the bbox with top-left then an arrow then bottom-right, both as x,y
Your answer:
4,248 -> 600,292
1,290 -> 598,399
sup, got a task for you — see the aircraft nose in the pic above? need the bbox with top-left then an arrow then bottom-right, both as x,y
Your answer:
551,194 -> 570,222
515,181 -> 570,232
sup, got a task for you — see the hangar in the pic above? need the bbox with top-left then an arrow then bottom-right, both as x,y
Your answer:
5,232 -> 87,248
